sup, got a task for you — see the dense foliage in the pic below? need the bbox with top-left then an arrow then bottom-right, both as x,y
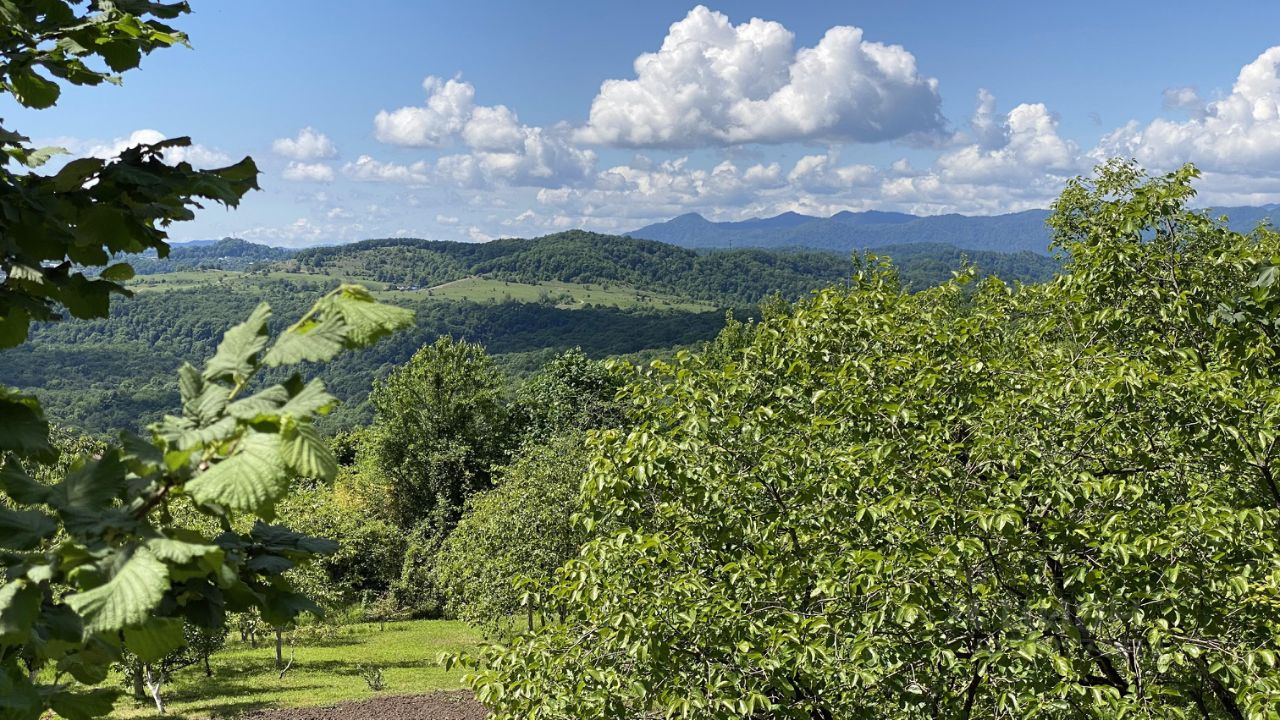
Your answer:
435,434 -> 592,633
459,162 -> 1280,718
0,285 -> 413,718
0,0 -> 259,349
0,286 -> 727,434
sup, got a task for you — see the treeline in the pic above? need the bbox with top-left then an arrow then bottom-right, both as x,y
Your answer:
0,280 -> 726,434
282,231 -> 1060,304
125,237 -> 293,274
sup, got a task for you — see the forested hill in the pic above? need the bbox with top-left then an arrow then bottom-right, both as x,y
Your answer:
126,237 -> 294,274
278,230 -> 1060,303
629,204 -> 1280,255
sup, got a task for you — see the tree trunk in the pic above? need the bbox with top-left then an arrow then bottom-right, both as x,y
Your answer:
144,664 -> 166,715
131,665 -> 146,701
526,603 -> 533,632
274,628 -> 284,669
203,652 -> 213,677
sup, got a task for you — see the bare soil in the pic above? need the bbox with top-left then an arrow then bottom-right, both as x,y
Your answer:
237,692 -> 488,720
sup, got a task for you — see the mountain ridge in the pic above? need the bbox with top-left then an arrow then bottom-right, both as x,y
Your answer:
627,205 -> 1280,255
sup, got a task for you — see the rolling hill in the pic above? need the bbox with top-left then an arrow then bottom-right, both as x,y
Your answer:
10,230 -> 1062,435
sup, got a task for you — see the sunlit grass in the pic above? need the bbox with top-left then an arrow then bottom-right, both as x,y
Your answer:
111,620 -> 484,719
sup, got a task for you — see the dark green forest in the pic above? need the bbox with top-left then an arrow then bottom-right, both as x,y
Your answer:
2,233 -> 1059,435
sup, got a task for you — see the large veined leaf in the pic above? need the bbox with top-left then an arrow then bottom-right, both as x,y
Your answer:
263,314 -> 348,367
146,536 -> 223,569
0,579 -> 41,644
280,377 -> 337,418
203,303 -> 271,383
0,507 -> 56,550
184,431 -> 288,514
0,464 -> 52,505
66,548 -> 168,632
325,285 -> 414,346
122,617 -> 184,663
250,521 -> 339,557
227,385 -> 290,421
53,453 -> 127,512
0,389 -> 54,461
280,422 -> 337,482
48,688 -> 119,720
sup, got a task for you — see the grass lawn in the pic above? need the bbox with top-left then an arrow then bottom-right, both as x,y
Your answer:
111,620 -> 485,719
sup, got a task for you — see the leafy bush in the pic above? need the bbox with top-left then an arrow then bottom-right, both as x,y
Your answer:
458,162 -> 1280,718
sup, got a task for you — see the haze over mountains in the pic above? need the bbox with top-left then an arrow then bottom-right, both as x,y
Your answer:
627,205 -> 1280,255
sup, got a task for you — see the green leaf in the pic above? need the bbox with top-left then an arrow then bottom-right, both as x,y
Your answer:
99,263 -> 135,282
280,422 -> 337,482
48,688 -> 120,720
146,536 -> 223,568
0,579 -> 41,644
0,507 -> 56,550
66,547 -> 168,632
123,617 -> 184,663
280,378 -> 337,418
226,385 -> 289,422
263,315 -> 347,366
9,68 -> 60,108
54,452 -> 127,512
185,431 -> 289,513
0,389 -> 54,460
0,463 -> 52,505
326,285 -> 415,346
203,303 -> 271,383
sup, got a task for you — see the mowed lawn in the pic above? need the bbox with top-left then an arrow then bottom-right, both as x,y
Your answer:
112,620 -> 485,719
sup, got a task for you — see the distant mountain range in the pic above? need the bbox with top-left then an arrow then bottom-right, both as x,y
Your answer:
628,205 -> 1280,255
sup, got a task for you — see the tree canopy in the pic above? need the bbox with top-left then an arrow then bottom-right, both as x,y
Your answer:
459,161 -> 1280,719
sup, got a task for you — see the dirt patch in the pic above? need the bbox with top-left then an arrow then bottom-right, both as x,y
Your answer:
237,692 -> 488,720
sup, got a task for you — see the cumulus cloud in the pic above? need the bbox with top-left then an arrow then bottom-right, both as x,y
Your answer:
374,75 -> 596,188
282,161 -> 336,182
787,152 -> 878,194
1095,47 -> 1280,175
374,76 -> 476,147
272,127 -> 337,161
575,5 -> 944,147
86,129 -> 231,167
1161,86 -> 1205,117
342,155 -> 430,184
864,94 -> 1082,213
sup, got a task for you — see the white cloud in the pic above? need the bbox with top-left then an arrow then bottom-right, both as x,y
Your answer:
1161,86 -> 1205,117
575,5 -> 943,147
342,155 -> 430,184
282,161 -> 335,182
375,76 -> 597,188
272,127 -> 337,161
374,76 -> 475,147
436,214 -> 460,225
462,105 -> 524,152
467,226 -> 493,242
1095,47 -> 1280,175
935,99 -> 1080,185
86,129 -> 231,167
787,152 -> 878,194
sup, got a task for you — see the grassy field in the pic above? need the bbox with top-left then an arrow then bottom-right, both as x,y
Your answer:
111,620 -> 484,719
380,276 -> 716,311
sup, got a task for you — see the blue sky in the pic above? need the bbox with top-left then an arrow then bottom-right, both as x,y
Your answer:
14,1 -> 1280,245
